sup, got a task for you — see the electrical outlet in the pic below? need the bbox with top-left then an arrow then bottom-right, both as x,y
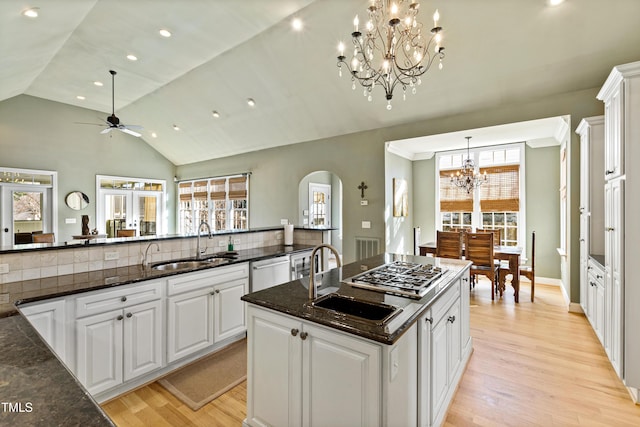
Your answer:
233,239 -> 241,245
65,218 -> 77,224
360,200 -> 368,206
362,221 -> 371,229
280,219 -> 289,225
104,252 -> 119,261
0,264 -> 9,274
218,240 -> 226,247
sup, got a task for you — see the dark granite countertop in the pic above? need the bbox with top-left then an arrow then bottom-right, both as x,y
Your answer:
12,244 -> 315,310
0,315 -> 114,426
242,253 -> 471,345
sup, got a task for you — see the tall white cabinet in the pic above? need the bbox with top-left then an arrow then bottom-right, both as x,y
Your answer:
596,60 -> 640,395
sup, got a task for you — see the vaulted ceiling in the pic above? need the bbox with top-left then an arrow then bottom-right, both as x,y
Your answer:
2,0 -> 640,165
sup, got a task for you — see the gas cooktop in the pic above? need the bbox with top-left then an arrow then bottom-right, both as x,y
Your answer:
343,261 -> 447,299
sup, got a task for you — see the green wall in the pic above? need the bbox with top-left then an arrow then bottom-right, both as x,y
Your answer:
384,151 -> 414,255
0,95 -> 176,243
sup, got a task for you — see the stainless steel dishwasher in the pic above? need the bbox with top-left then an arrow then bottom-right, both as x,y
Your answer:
250,255 -> 291,292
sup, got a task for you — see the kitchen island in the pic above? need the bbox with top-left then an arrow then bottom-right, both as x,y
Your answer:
241,253 -> 472,427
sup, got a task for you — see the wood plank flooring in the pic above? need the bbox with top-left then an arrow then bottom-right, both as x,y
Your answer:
102,279 -> 640,426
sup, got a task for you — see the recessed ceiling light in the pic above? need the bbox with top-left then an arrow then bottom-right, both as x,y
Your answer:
173,124 -> 180,131
22,7 -> 39,18
76,95 -> 85,100
151,132 -> 157,138
159,29 -> 172,38
292,18 -> 303,31
212,110 -> 220,118
127,54 -> 138,61
93,81 -> 103,87
247,98 -> 256,107
548,0 -> 565,5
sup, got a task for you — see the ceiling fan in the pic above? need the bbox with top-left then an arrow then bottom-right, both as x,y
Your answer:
79,70 -> 143,137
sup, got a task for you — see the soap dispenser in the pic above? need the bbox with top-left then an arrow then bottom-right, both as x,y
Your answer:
227,236 -> 234,252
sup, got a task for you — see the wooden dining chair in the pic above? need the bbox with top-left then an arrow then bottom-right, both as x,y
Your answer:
117,229 -> 136,237
465,232 -> 500,299
32,233 -> 55,243
499,231 -> 535,302
436,230 -> 462,259
477,228 -> 501,246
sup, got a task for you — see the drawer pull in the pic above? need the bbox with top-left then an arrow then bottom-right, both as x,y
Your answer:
126,312 -> 132,318
291,328 -> 299,337
117,315 -> 124,321
605,169 -> 615,175
589,281 -> 596,287
300,332 -> 308,340
596,274 -> 603,279
447,315 -> 456,323
426,317 -> 433,324
121,296 -> 127,302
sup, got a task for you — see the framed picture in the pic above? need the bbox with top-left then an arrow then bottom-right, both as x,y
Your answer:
393,178 -> 408,217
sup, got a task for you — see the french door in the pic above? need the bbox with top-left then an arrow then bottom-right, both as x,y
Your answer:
100,190 -> 162,237
308,183 -> 331,227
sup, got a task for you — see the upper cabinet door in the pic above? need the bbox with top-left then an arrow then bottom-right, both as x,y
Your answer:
603,84 -> 623,180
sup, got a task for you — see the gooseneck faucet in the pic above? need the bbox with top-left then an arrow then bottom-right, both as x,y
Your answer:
308,243 -> 342,300
143,242 -> 159,268
196,221 -> 212,260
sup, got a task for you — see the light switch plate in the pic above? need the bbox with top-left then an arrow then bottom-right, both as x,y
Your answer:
65,218 -> 77,224
362,221 -> 371,229
104,252 -> 119,261
233,239 -> 241,245
360,200 -> 368,206
0,264 -> 9,274
218,240 -> 226,247
280,219 -> 289,225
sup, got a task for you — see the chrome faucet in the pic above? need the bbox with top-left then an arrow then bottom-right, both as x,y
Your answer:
196,221 -> 212,260
143,242 -> 159,268
308,243 -> 342,300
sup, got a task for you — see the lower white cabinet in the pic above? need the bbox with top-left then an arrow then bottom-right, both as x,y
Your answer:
586,261 -> 605,344
246,306 -> 382,427
167,265 -> 249,363
19,298 -> 67,363
76,298 -> 163,395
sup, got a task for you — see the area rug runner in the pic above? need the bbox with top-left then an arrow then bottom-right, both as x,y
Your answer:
158,339 -> 247,411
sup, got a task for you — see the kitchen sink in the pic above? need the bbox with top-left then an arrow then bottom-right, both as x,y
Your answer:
151,259 -> 225,271
308,294 -> 401,326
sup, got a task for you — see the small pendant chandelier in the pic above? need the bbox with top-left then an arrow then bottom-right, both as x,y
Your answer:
451,137 -> 487,194
336,1 -> 445,110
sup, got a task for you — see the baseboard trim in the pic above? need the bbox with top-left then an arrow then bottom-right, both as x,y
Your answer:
627,386 -> 639,405
568,302 -> 584,314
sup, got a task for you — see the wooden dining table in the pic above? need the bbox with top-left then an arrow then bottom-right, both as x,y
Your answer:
419,242 -> 524,302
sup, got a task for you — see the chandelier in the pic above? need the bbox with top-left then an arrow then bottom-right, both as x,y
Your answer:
451,137 -> 487,194
336,0 -> 445,110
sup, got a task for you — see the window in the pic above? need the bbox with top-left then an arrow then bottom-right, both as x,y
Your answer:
96,175 -> 166,238
437,144 -> 525,247
178,174 -> 249,234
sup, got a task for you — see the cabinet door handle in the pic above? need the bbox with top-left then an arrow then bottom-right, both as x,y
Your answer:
126,312 -> 132,318
447,315 -> 456,323
291,328 -> 299,337
605,169 -> 615,175
580,239 -> 585,242
215,289 -> 220,294
300,332 -> 308,340
121,296 -> 127,302
606,227 -> 615,232
462,277 -> 468,283
596,274 -> 603,279
117,315 -> 124,321
589,281 -> 596,287
425,317 -> 433,324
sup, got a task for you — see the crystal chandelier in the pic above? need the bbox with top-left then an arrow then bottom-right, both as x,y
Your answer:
451,137 -> 487,194
336,0 -> 445,110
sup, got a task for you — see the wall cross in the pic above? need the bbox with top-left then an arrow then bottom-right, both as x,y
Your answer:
358,181 -> 368,199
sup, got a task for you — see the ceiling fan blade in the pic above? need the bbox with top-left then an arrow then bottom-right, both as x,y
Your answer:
120,127 -> 141,137
122,124 -> 143,130
100,128 -> 113,134
75,122 -> 104,127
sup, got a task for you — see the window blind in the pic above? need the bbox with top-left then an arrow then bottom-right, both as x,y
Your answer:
228,176 -> 247,200
210,179 -> 226,200
479,165 -> 520,211
193,180 -> 208,201
179,182 -> 192,201
439,170 -> 473,212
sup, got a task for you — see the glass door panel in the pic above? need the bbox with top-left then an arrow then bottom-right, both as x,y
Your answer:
104,192 -> 129,237
134,192 -> 160,236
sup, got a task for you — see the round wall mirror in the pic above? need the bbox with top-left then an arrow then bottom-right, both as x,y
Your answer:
65,191 -> 90,210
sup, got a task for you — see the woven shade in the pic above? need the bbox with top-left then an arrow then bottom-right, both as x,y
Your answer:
228,176 -> 247,200
479,165 -> 520,212
210,179 -> 226,200
440,170 -> 473,212
179,182 -> 192,201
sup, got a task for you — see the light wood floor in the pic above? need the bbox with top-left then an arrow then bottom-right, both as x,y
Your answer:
102,279 -> 640,426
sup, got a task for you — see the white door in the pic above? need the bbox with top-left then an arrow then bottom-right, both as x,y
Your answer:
0,185 -> 53,245
430,315 -> 449,423
213,278 -> 248,342
123,300 -> 163,381
446,300 -> 462,384
302,323 -> 381,427
308,183 -> 331,227
608,178 -> 624,376
21,299 -> 66,362
102,190 -> 130,237
75,309 -> 124,395
133,191 -> 161,236
246,306 -> 303,427
418,311 -> 432,427
167,288 -> 214,363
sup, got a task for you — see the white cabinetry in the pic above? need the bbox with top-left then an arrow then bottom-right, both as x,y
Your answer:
585,260 -> 605,343
418,269 -> 470,427
246,306 -> 381,427
167,263 -> 248,363
20,298 -> 67,363
74,281 -> 163,395
597,60 -> 640,391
